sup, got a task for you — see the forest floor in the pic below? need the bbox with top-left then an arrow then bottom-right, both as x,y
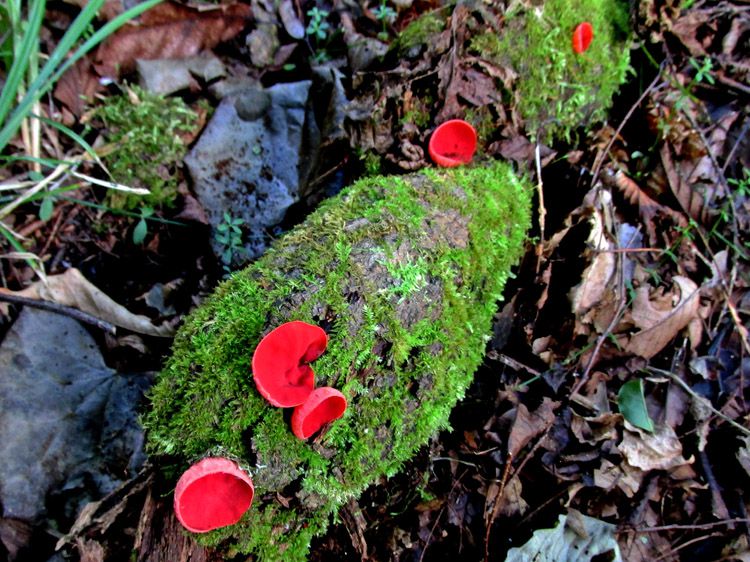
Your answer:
0,0 -> 749,561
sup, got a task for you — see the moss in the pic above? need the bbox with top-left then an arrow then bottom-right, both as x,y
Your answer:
395,10 -> 446,57
94,86 -> 197,210
144,162 -> 532,560
470,0 -> 631,143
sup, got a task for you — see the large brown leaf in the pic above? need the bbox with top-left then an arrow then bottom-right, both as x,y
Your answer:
94,1 -> 251,77
55,1 -> 250,115
507,396 -> 559,458
619,276 -> 700,359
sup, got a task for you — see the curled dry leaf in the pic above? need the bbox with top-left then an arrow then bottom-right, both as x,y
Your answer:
619,276 -> 700,359
1,268 -> 174,337
594,458 -> 644,498
618,421 -> 693,472
508,397 -> 559,458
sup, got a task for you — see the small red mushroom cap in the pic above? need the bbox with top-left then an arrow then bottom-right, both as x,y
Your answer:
428,119 -> 477,168
174,457 -> 254,533
291,387 -> 347,440
252,321 -> 328,408
572,22 -> 594,54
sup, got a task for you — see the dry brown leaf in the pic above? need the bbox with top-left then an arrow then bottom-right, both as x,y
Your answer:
618,422 -> 693,472
620,276 -> 700,359
670,10 -> 711,57
53,58 -> 103,118
55,1 -> 249,115
594,458 -> 644,497
2,268 -> 174,337
508,397 -> 559,458
484,474 -> 528,525
571,202 -> 617,334
94,1 -> 251,77
570,412 -> 620,445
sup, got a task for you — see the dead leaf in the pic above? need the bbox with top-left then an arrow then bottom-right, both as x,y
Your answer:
594,459 -> 644,498
505,509 -> 621,562
278,0 -> 304,39
508,397 -> 559,458
570,412 -> 620,445
94,1 -> 251,77
618,421 -> 693,472
484,474 -> 528,527
670,10 -> 711,57
738,436 -> 750,478
53,58 -> 103,117
136,52 -> 226,96
620,276 -> 700,359
1,268 -> 174,337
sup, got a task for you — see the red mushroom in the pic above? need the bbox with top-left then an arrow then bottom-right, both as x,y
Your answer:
252,321 -> 328,407
428,119 -> 477,168
174,457 -> 254,533
291,386 -> 348,440
572,22 -> 594,54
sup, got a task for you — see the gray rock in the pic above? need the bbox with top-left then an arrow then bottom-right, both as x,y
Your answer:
137,53 -> 226,96
184,80 -> 317,262
0,309 -> 151,523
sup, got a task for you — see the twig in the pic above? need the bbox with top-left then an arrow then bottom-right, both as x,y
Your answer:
487,349 -> 541,377
627,518 -> 750,533
484,451 -> 513,562
590,65 -> 666,187
534,142 -> 546,273
649,367 -> 750,437
653,532 -> 723,562
418,504 -> 446,562
0,291 -> 116,334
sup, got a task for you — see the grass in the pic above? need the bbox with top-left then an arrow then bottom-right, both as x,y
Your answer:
0,0 -> 165,273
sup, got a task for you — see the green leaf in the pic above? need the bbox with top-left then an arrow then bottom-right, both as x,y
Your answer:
618,379 -> 654,432
133,217 -> 148,245
28,170 -> 45,182
39,195 -> 54,221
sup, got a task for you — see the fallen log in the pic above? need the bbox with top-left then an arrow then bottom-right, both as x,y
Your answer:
143,162 -> 531,560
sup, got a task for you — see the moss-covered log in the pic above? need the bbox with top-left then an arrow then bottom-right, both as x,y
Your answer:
144,162 -> 531,560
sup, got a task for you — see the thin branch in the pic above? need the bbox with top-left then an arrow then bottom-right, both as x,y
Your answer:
626,518 -> 750,533
590,64 -> 666,187
0,291 -> 116,334
649,367 -> 750,437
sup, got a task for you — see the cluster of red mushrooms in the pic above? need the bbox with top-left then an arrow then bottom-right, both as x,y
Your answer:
172,22 -> 593,534
174,321 -> 347,532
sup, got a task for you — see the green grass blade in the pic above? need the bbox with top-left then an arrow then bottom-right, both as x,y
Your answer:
49,0 -> 164,84
32,113 -> 101,166
0,0 -> 163,153
0,0 -> 45,126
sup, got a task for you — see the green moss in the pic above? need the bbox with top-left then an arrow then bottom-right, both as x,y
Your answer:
144,162 -> 532,560
470,0 -> 631,143
94,86 -> 197,210
395,10 -> 446,56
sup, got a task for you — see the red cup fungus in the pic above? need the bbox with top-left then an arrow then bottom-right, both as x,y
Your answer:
174,457 -> 254,533
291,386 -> 348,440
428,119 -> 477,168
572,22 -> 593,54
252,321 -> 328,407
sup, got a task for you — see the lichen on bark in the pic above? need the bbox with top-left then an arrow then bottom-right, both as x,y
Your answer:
143,162 -> 532,560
